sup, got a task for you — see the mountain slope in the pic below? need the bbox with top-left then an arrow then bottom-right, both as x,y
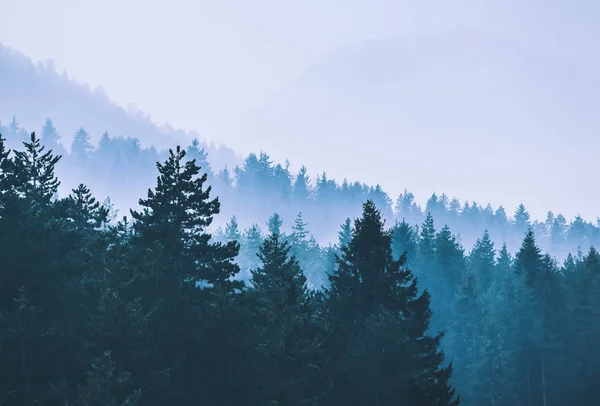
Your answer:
229,27 -> 600,221
0,43 -> 240,170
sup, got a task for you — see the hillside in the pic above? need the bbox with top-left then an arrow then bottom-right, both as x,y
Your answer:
229,27 -> 600,222
0,43 -> 240,170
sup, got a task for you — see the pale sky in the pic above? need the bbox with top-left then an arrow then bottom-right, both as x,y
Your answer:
1,0 -> 600,221
6,0 -> 597,133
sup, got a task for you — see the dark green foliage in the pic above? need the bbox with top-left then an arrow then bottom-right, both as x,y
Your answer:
71,127 -> 94,162
469,230 -> 496,292
225,214 -> 242,243
75,351 -> 141,406
4,123 -> 600,406
267,212 -> 284,237
249,232 -> 327,405
12,131 -> 61,204
325,200 -> 458,405
291,211 -> 309,246
336,217 -> 352,250
130,145 -> 241,291
390,219 -> 418,264
40,117 -> 66,157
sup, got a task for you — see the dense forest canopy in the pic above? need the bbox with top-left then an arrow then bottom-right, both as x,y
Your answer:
1,129 -> 599,405
0,43 -> 240,168
1,115 -> 597,267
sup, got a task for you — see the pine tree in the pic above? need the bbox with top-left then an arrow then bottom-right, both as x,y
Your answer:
249,232 -> 326,404
514,228 -> 542,288
267,213 -> 284,237
71,128 -> 94,162
567,247 -> 600,403
130,145 -> 241,291
326,200 -> 458,405
225,215 -> 242,243
512,229 -> 548,404
416,212 -> 437,290
238,223 -> 264,278
41,117 -> 65,156
12,132 -> 61,205
75,351 -> 141,406
0,134 -> 13,206
0,287 -> 55,405
469,230 -> 496,293
6,116 -> 27,147
64,184 -> 102,229
420,212 -> 437,259
432,225 -> 466,334
291,211 -> 309,246
446,272 -> 484,403
101,197 -> 119,226
395,189 -> 422,225
336,217 -> 352,250
124,147 -> 245,404
186,138 -> 212,178
390,220 -> 418,264
513,204 -> 531,234
470,283 -> 519,406
98,131 -> 112,151
496,243 -> 512,275
292,165 -> 312,202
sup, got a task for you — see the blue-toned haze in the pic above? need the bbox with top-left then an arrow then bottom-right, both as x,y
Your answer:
1,0 -> 599,221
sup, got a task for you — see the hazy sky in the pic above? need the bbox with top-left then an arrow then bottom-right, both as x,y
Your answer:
5,0 -> 597,133
1,0 -> 600,221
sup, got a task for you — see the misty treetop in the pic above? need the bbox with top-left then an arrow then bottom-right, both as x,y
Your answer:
1,115 -> 597,266
2,130 -> 600,405
0,132 -> 460,404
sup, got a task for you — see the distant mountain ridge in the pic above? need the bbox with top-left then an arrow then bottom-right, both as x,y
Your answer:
0,43 -> 241,170
228,27 -> 600,222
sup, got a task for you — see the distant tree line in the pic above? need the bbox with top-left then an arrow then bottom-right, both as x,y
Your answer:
0,132 -> 457,405
2,131 -> 600,405
1,116 -> 597,265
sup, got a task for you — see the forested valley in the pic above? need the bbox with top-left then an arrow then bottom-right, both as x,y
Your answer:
1,120 -> 600,405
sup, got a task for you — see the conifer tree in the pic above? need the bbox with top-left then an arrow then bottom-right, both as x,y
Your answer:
336,217 -> 352,250
65,184 -> 102,229
514,228 -> 542,287
496,243 -> 512,275
326,200 -> 458,405
292,165 -> 312,202
447,272 -> 484,402
469,230 -> 496,292
100,197 -> 119,226
513,204 -> 531,234
291,211 -> 309,246
186,138 -> 212,177
41,117 -> 65,156
249,232 -> 325,404
130,145 -> 240,291
416,212 -> 437,289
566,247 -> 600,403
225,215 -> 242,243
267,213 -> 284,237
390,220 -> 418,264
75,351 -> 141,406
239,223 -> 263,275
0,134 -> 13,206
12,132 -> 61,205
71,127 -> 94,162
420,212 -> 437,258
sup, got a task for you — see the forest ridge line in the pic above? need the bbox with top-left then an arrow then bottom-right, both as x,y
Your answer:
0,131 -> 596,405
0,115 -> 597,266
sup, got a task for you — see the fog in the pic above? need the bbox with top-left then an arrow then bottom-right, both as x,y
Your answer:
3,3 -> 600,404
2,0 -> 600,221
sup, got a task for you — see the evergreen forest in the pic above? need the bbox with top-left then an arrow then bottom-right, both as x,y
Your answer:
1,121 -> 599,405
